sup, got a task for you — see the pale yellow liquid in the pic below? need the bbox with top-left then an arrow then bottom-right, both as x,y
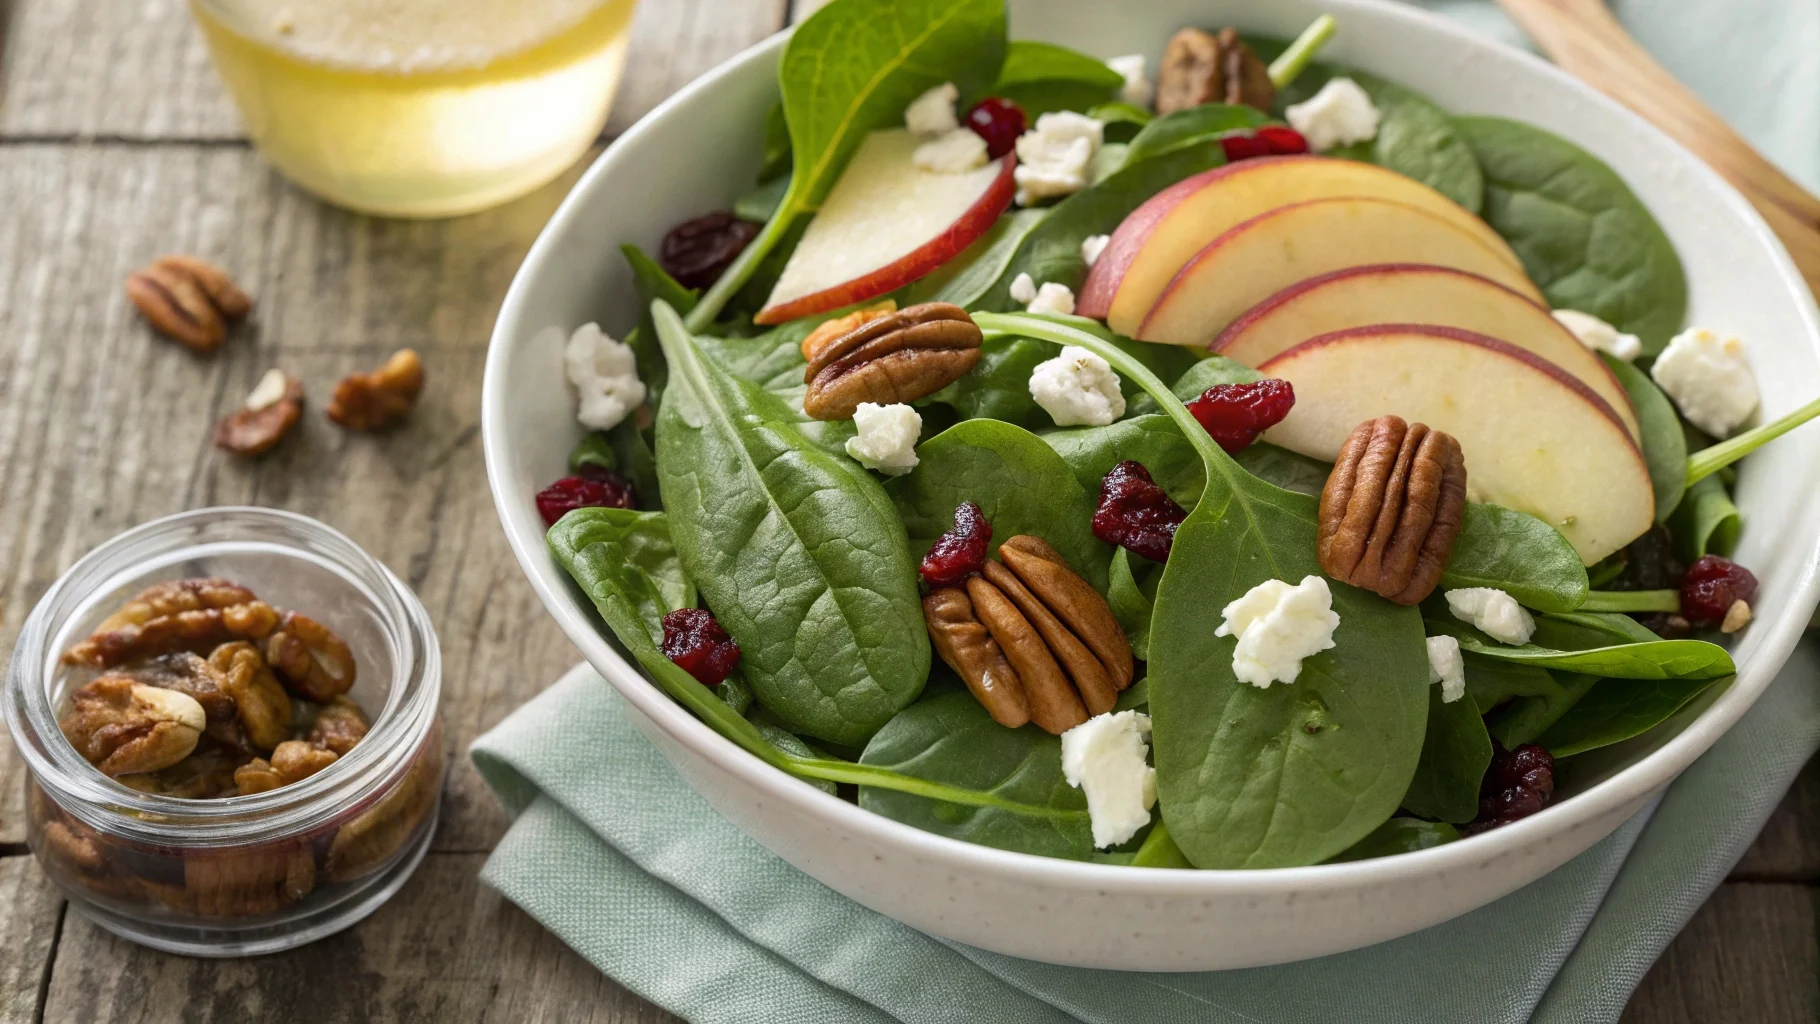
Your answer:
194,0 -> 638,217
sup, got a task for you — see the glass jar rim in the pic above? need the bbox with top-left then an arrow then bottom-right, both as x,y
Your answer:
4,506 -> 441,847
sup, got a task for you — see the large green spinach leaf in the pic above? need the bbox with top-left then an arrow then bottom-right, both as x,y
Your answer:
1465,656 -> 1598,748
1428,617 -> 1734,681
1603,354 -> 1687,521
1534,676 -> 1723,757
914,208 -> 1048,308
1401,688 -> 1492,824
1122,104 -> 1272,166
1041,414 -> 1206,508
1107,547 -> 1157,660
652,302 -> 928,745
548,508 -> 694,639
1439,504 -> 1589,614
990,40 -> 1122,118
979,313 -> 1431,869
1456,116 -> 1687,353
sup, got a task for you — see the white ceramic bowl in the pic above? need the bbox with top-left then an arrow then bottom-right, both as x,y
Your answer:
483,0 -> 1820,970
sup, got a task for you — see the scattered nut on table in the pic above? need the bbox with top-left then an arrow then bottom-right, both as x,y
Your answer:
215,368 -> 304,457
801,302 -> 982,420
325,348 -> 425,431
124,255 -> 252,353
1317,415 -> 1468,606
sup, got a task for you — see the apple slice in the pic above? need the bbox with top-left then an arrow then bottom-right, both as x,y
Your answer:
1259,325 -> 1653,564
756,130 -> 1014,325
1076,155 -> 1522,335
1215,264 -> 1640,442
1137,198 -> 1544,348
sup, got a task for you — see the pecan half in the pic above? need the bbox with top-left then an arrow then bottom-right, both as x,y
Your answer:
62,578 -> 281,668
326,349 -> 424,431
215,369 -> 304,457
124,255 -> 252,353
59,676 -> 206,776
1317,416 -> 1468,606
801,302 -> 982,420
264,611 -> 357,701
923,587 -> 1031,729
306,695 -> 370,755
801,299 -> 897,363
208,641 -> 293,751
1156,27 -> 1275,115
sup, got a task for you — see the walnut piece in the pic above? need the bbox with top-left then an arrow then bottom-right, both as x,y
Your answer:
800,300 -> 898,363
62,578 -> 280,668
1156,27 -> 1275,115
264,611 -> 357,701
59,676 -> 206,776
116,741 -> 243,799
124,255 -> 253,353
122,651 -> 237,722
1318,415 -> 1468,606
326,349 -> 424,431
208,641 -> 293,751
306,696 -> 370,755
215,369 -> 304,457
801,302 -> 982,421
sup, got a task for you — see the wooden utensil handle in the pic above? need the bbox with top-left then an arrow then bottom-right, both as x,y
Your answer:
1496,0 -> 1820,293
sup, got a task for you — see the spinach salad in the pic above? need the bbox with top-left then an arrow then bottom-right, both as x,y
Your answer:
536,0 -> 1820,869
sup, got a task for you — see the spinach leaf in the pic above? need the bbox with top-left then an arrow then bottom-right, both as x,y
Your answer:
1536,610 -> 1662,647
652,302 -> 928,745
926,323 -> 1194,429
1130,821 -> 1195,868
1327,818 -> 1460,862
1089,101 -> 1152,143
1169,354 -> 1264,399
754,722 -> 836,794
1107,547 -> 1156,660
859,687 -> 1093,859
1169,357 -> 1342,495
569,427 -> 662,511
1440,504 -> 1589,614
991,40 -> 1122,118
1464,656 -> 1560,713
547,507 -> 695,638
622,243 -> 698,398
914,208 -> 1047,308
1535,676 -> 1722,757
1456,116 -> 1687,353
1492,673 -> 1600,748
1603,354 -> 1687,521
887,418 -> 1111,591
1122,104 -> 1272,166
1670,473 -> 1741,561
1428,618 -> 1734,681
720,671 -> 756,717
758,101 -> 792,183
1041,414 -> 1205,509
1401,688 -> 1491,824
733,173 -> 791,223
980,313 -> 1431,869
688,0 -> 1008,326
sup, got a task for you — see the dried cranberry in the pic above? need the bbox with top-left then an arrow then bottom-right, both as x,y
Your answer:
1256,126 -> 1309,155
964,97 -> 1026,159
919,502 -> 993,587
661,608 -> 741,686
535,469 -> 637,527
1186,378 -> 1296,453
1219,132 -> 1273,162
659,212 -> 762,290
1679,555 -> 1758,627
1093,461 -> 1186,563
1462,742 -> 1555,836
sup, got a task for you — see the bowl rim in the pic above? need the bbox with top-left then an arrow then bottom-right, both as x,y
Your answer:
483,0 -> 1820,893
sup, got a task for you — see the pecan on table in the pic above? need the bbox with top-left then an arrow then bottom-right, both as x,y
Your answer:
325,349 -> 424,431
124,255 -> 253,353
1156,27 -> 1275,115
1317,415 -> 1468,606
58,676 -> 207,776
215,369 -> 304,457
800,299 -> 898,363
208,641 -> 294,751
801,302 -> 982,420
264,611 -> 357,702
62,578 -> 281,668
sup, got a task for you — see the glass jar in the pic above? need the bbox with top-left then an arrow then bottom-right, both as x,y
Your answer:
4,507 -> 443,956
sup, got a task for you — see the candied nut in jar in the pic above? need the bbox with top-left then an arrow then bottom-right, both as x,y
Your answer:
264,611 -> 357,702
59,676 -> 206,776
325,720 -> 445,884
208,640 -> 293,750
325,349 -> 424,431
62,577 -> 280,668
305,696 -> 370,755
121,650 -> 237,722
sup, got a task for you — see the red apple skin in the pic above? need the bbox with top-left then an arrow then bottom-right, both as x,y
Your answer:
753,153 -> 1016,326
1259,323 -> 1637,443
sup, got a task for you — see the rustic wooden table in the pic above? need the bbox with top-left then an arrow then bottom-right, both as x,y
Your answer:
0,1 -> 1815,1021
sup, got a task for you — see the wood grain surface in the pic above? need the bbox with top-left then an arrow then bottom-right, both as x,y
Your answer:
0,0 -> 1813,1021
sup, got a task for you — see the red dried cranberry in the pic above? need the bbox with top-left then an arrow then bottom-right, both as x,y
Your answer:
1463,742 -> 1555,836
1255,126 -> 1309,155
964,97 -> 1026,159
919,502 -> 993,587
1219,132 -> 1273,162
1093,461 -> 1186,563
1186,379 -> 1296,453
661,608 -> 741,686
1679,555 -> 1758,627
660,212 -> 762,290
536,470 -> 637,527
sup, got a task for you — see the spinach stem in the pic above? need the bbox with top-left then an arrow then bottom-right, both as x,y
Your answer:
1579,589 -> 1681,614
1267,14 -> 1337,89
1684,394 -> 1820,486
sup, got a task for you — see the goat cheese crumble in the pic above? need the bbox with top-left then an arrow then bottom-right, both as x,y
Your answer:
1552,309 -> 1642,362
1446,588 -> 1535,646
1651,327 -> 1759,437
1080,233 -> 1111,267
561,323 -> 646,432
1284,77 -> 1381,152
1427,635 -> 1466,703
1014,111 -> 1103,206
904,82 -> 960,135
1009,272 -> 1038,305
1026,282 -> 1077,317
844,402 -> 922,476
913,127 -> 989,173
1060,710 -> 1157,848
1029,345 -> 1124,426
1214,575 -> 1341,688
1106,54 -> 1153,110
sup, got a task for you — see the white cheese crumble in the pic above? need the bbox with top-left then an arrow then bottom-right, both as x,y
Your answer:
1214,575 -> 1341,688
1013,111 -> 1103,206
1106,54 -> 1153,110
244,368 -> 289,411
1427,635 -> 1466,704
1284,77 -> 1381,152
1009,272 -> 1038,305
1060,710 -> 1157,848
1026,282 -> 1077,317
844,402 -> 922,476
1080,234 -> 1111,267
562,322 -> 647,432
904,82 -> 960,135
1445,588 -> 1535,646
1029,345 -> 1124,426
912,127 -> 989,174
1553,309 -> 1642,362
1650,327 -> 1759,437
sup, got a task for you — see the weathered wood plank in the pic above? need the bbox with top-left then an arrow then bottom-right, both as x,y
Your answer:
1733,754 -> 1820,883
1622,883 -> 1820,1023
38,851 -> 682,1024
0,855 -> 63,1024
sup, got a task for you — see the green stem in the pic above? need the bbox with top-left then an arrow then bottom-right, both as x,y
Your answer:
1267,14 -> 1337,89
683,204 -> 797,331
1579,589 -> 1680,614
1685,394 -> 1820,486
1131,821 -> 1194,868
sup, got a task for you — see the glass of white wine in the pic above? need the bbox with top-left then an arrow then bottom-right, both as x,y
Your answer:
192,0 -> 640,218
